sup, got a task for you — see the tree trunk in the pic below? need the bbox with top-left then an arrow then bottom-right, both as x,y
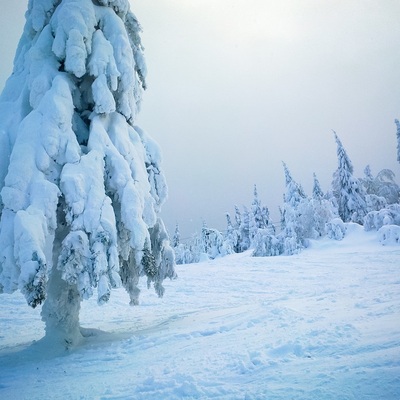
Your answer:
41,266 -> 82,348
40,200 -> 82,348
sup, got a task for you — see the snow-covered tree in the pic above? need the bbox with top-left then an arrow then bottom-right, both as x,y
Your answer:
312,173 -> 324,201
172,223 -> 187,264
364,204 -> 400,231
280,162 -> 308,250
363,166 -> 400,230
175,221 -> 233,263
332,132 -> 367,224
173,232 -> 201,265
310,173 -> 337,237
378,224 -> 400,245
395,119 -> 400,164
172,223 -> 180,248
225,212 -> 240,253
0,0 -> 176,347
325,218 -> 346,240
254,163 -> 306,257
361,166 -> 399,206
362,165 -> 375,195
249,185 -> 262,239
200,225 -> 233,260
282,162 -> 307,208
234,205 -> 242,228
252,229 -> 282,257
239,206 -> 251,252
249,184 -> 273,244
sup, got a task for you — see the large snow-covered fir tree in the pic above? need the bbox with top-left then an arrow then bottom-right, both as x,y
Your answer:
332,132 -> 367,224
0,0 -> 176,346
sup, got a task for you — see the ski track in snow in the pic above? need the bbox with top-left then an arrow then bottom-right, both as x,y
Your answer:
0,227 -> 400,399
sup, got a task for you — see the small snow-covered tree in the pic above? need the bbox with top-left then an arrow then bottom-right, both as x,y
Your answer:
172,223 -> 187,264
332,132 -> 367,224
201,226 -> 233,259
249,184 -> 273,244
311,173 -> 337,237
362,165 -> 375,195
280,162 -> 308,251
252,229 -> 282,257
363,165 -> 400,233
174,233 -> 201,265
239,206 -> 251,252
378,169 -> 400,203
364,204 -> 400,231
175,221 -> 233,263
0,0 -> 175,347
172,223 -> 180,248
225,212 -> 240,253
379,224 -> 400,245
361,167 -> 399,205
282,162 -> 307,208
234,205 -> 242,228
312,173 -> 324,201
254,163 -> 306,257
248,184 -> 275,249
325,218 -> 346,240
249,185 -> 263,240
395,119 -> 400,164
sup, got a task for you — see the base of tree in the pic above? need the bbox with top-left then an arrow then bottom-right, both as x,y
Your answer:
41,267 -> 83,349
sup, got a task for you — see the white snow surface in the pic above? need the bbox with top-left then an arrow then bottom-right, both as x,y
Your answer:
0,225 -> 399,399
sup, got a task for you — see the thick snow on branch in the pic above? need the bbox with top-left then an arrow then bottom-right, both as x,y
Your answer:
0,74 -> 78,305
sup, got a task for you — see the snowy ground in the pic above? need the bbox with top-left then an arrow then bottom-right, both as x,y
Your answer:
0,224 -> 399,399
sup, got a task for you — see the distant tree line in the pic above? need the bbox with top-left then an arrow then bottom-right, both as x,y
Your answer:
173,128 -> 400,263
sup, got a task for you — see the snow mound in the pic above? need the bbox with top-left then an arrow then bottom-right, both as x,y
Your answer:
379,225 -> 400,245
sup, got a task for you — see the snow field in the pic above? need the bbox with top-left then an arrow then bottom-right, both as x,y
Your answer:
0,226 -> 399,399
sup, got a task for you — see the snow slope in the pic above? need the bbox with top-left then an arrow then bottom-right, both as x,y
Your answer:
0,224 -> 399,399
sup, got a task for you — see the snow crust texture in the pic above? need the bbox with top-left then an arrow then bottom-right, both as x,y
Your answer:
0,228 -> 399,399
0,0 -> 175,310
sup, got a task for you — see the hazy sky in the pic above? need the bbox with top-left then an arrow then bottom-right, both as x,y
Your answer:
1,1 -> 399,238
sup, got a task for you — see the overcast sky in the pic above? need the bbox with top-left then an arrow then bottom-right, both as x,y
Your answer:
1,1 -> 399,238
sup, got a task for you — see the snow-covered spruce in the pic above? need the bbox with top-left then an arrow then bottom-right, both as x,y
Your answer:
252,166 -> 338,257
396,119 -> 400,164
311,173 -> 338,238
332,132 -> 367,224
249,184 -> 274,246
0,0 -> 175,347
325,218 -> 347,240
361,166 -> 400,207
364,204 -> 400,232
200,224 -> 233,260
224,212 -> 241,254
174,222 -> 233,265
254,162 -> 311,257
